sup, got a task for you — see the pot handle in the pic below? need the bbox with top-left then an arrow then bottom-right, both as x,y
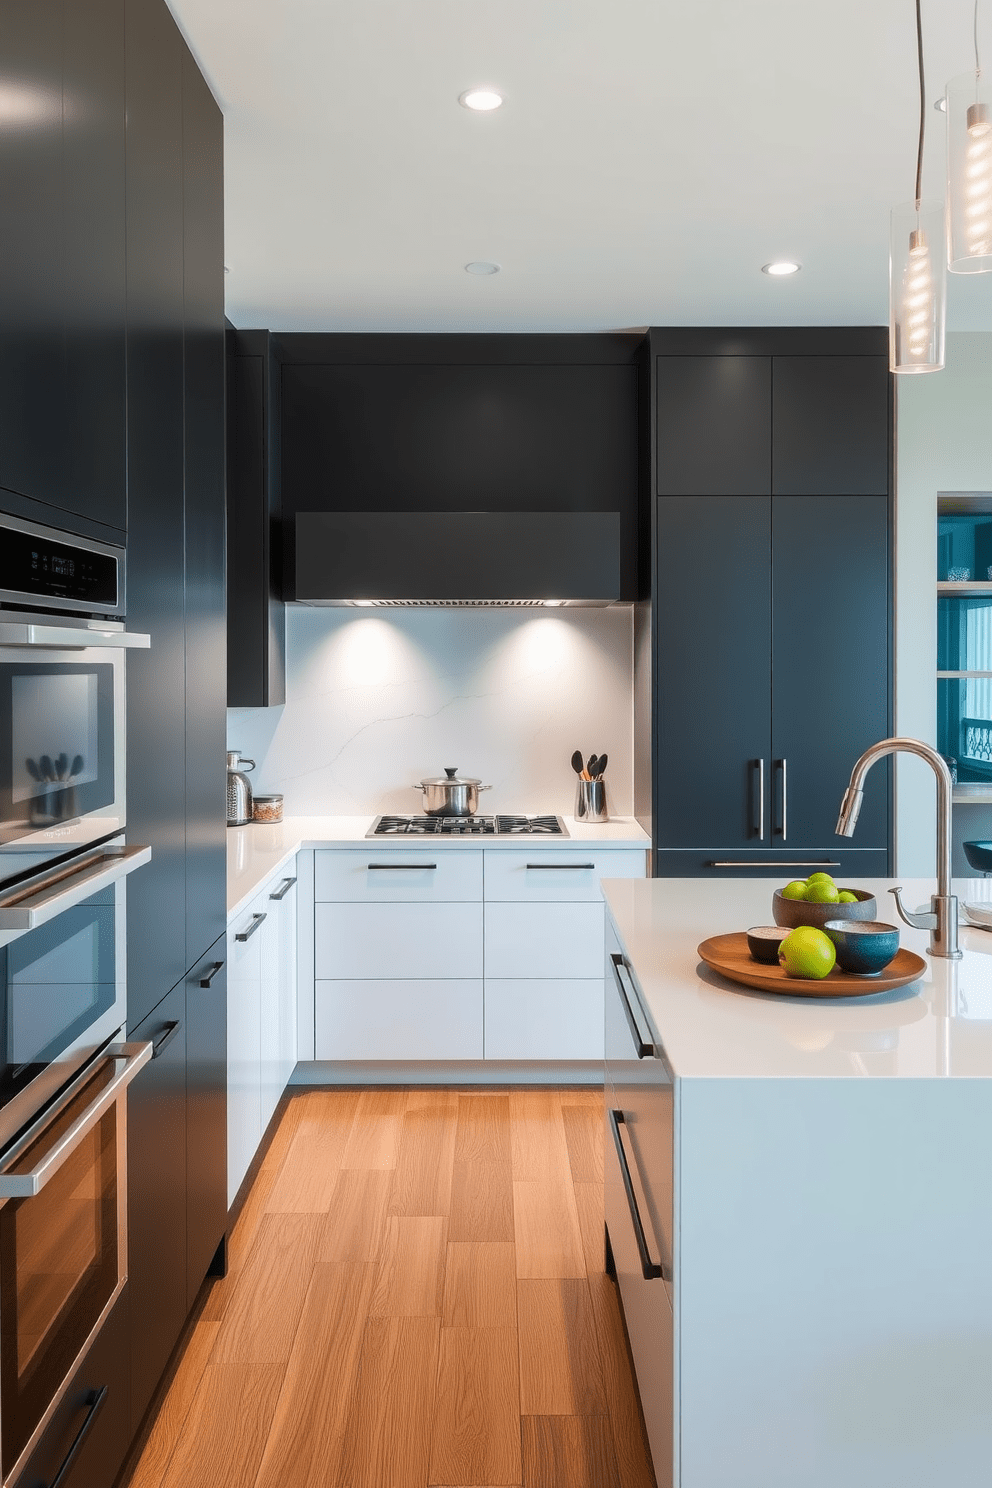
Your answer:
479,784 -> 492,791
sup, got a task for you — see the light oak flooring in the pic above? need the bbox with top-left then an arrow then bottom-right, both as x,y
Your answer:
125,1088 -> 657,1488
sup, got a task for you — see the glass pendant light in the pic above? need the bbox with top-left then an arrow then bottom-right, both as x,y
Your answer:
890,0 -> 946,372
946,4 -> 992,272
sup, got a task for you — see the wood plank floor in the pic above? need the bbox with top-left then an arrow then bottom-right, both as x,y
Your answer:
125,1088 -> 657,1488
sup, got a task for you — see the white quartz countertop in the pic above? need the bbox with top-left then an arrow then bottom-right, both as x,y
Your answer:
602,876 -> 992,1081
228,814 -> 650,918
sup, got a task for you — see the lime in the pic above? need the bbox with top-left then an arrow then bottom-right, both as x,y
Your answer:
778,926 -> 837,979
806,872 -> 835,886
837,890 -> 858,904
805,880 -> 840,904
780,880 -> 808,901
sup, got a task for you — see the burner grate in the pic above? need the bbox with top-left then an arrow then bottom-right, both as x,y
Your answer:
368,814 -> 567,837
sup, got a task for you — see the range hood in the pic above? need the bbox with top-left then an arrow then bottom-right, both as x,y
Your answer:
292,511 -> 625,606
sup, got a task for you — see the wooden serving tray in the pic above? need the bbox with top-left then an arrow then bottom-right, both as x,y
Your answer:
697,932 -> 927,999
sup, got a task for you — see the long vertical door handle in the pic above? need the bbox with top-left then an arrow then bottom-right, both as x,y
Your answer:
753,759 -> 765,840
776,758 -> 787,840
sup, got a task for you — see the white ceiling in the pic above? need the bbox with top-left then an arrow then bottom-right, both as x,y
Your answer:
169,0 -> 992,334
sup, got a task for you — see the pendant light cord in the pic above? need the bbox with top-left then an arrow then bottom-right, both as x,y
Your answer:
976,0 -> 982,75
915,0 -> 926,207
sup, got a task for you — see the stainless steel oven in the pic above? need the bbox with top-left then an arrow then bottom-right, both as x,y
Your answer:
0,515 -> 148,892
0,1038 -> 150,1486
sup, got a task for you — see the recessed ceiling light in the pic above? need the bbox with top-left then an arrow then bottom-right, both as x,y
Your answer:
761,261 -> 801,276
464,261 -> 500,275
459,88 -> 503,112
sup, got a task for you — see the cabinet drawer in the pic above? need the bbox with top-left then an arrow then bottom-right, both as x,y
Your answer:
485,901 -> 604,979
484,979 -> 603,1060
652,847 -> 890,879
315,848 -> 482,902
483,849 -> 646,901
315,902 -> 483,980
315,979 -> 483,1059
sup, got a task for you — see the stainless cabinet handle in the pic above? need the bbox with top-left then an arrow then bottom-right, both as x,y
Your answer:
269,876 -> 297,900
0,844 -> 152,932
775,757 -> 788,839
0,1042 -> 152,1198
367,863 -> 437,871
151,1020 -> 181,1060
608,1109 -> 668,1282
610,954 -> 654,1058
525,863 -> 595,870
198,960 -> 224,988
752,759 -> 765,840
707,860 -> 841,869
235,912 -> 267,942
48,1385 -> 109,1488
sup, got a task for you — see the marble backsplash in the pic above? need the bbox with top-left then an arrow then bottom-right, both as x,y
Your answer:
227,606 -> 634,817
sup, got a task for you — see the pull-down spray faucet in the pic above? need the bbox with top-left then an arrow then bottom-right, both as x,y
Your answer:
836,736 -> 961,959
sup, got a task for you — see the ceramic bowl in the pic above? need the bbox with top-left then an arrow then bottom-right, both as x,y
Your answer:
746,926 -> 791,964
772,887 -> 876,931
823,920 -> 900,975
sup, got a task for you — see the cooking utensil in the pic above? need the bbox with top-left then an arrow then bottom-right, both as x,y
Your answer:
40,755 -> 54,782
25,759 -> 42,782
71,754 -> 84,778
594,752 -> 608,779
570,751 -> 584,776
413,767 -> 491,817
56,753 -> 68,780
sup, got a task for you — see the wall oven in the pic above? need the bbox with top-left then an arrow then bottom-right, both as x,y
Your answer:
0,514 -> 148,893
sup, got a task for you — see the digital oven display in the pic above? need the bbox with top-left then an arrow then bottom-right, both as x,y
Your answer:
0,529 -> 118,606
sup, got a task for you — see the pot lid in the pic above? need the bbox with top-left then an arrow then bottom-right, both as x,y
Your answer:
418,766 -> 482,787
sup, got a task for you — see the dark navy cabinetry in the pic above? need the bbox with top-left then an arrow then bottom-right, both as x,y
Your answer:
0,0 -> 127,539
646,328 -> 893,877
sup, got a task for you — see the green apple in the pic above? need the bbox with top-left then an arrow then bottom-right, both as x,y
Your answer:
778,926 -> 837,979
806,872 -> 835,886
805,880 -> 840,904
837,890 -> 858,904
780,880 -> 808,901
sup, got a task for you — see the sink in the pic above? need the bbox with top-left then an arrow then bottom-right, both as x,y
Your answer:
963,840 -> 992,874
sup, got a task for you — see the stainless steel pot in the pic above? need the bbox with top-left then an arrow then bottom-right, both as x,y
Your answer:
413,767 -> 491,817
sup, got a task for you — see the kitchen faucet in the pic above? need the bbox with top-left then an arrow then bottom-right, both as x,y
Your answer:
836,736 -> 961,959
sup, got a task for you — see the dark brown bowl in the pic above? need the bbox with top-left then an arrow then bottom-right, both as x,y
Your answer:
772,887 -> 877,931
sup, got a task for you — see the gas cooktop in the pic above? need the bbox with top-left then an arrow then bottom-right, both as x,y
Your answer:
367,814 -> 567,837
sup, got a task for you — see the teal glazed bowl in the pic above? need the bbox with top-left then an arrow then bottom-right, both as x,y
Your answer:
823,920 -> 900,975
772,887 -> 876,931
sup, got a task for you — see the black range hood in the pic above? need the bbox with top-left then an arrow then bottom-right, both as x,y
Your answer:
293,511 -> 623,605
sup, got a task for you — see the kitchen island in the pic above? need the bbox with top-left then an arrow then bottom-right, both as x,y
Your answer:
601,876 -> 992,1488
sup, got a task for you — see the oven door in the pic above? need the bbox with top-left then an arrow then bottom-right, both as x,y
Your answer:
0,863 -> 148,1153
0,1040 -> 151,1486
0,641 -> 131,888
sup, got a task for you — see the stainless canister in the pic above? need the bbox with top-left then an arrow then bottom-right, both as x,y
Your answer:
227,750 -> 255,826
575,778 -> 608,823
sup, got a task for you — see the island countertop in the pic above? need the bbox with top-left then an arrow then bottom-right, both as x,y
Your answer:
601,875 -> 992,1080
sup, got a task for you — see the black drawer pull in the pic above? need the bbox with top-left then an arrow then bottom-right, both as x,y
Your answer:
610,954 -> 654,1058
151,1020 -> 181,1059
269,876 -> 297,900
48,1385 -> 108,1488
707,860 -> 841,869
235,912 -> 267,942
367,863 -> 437,871
198,960 -> 224,988
525,862 -> 595,870
608,1109 -> 667,1283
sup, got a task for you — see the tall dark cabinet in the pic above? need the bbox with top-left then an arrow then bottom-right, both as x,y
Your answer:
642,328 -> 893,877
123,0 -> 227,1449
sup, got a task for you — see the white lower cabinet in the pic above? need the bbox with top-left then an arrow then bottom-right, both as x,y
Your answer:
310,842 -> 646,1066
227,860 -> 299,1208
315,979 -> 483,1059
484,978 -> 603,1059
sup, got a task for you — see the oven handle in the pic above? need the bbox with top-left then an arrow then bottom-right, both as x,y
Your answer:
48,1386 -> 109,1488
0,621 -> 149,648
0,1042 -> 152,1198
0,844 -> 152,932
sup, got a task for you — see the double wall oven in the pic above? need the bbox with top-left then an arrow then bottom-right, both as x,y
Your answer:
0,515 -> 151,1485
